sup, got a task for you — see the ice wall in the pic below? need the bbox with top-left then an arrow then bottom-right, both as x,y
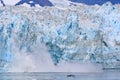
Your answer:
0,2 -> 120,72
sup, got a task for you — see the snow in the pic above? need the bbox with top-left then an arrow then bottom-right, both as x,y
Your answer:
49,0 -> 71,7
0,0 -> 53,7
1,0 -> 120,7
3,0 -> 20,5
0,2 -> 2,6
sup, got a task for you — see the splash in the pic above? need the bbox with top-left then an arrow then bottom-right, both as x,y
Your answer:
8,43 -> 102,72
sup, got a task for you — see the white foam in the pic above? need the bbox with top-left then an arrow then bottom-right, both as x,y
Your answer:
8,41 -> 102,72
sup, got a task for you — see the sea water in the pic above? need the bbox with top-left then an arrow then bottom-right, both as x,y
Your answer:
0,71 -> 120,80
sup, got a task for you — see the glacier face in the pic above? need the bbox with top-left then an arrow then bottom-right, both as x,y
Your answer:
0,2 -> 120,71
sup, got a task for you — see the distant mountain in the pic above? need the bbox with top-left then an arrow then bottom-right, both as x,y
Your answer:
0,0 -> 53,7
0,0 -> 120,7
70,0 -> 120,5
15,0 -> 53,7
0,0 -> 5,6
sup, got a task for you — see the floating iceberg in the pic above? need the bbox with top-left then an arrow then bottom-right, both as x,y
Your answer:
0,2 -> 120,72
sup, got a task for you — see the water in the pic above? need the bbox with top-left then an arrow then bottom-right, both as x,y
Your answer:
0,71 -> 120,80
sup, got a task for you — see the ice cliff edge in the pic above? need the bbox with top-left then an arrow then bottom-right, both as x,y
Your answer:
0,2 -> 120,72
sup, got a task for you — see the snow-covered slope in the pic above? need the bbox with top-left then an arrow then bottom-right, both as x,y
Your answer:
49,0 -> 72,7
1,0 -> 120,7
3,0 -> 20,5
0,0 -> 5,6
70,0 -> 120,5
0,0 -> 53,7
15,0 -> 53,7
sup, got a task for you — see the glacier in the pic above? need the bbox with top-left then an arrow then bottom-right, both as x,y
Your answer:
0,2 -> 120,72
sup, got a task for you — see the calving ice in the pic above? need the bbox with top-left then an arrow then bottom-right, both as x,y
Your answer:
0,2 -> 120,72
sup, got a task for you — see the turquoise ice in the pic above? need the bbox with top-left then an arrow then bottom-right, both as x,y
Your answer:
0,2 -> 120,72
